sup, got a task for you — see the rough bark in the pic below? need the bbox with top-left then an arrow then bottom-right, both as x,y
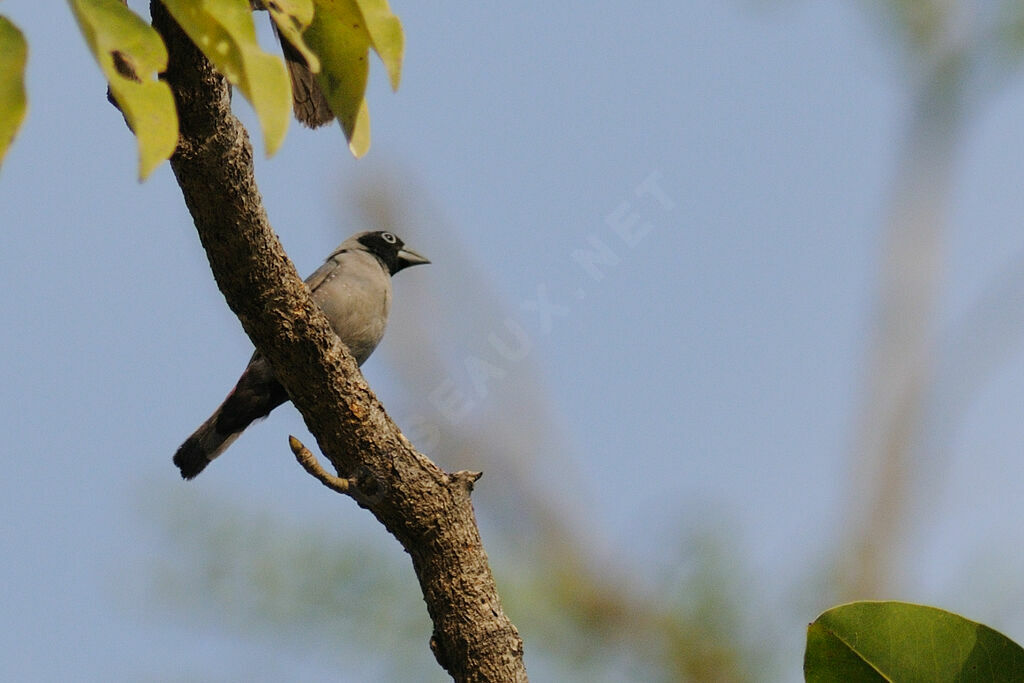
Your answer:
150,3 -> 527,680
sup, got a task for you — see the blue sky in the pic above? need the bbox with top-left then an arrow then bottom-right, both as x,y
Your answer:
5,1 -> 1024,680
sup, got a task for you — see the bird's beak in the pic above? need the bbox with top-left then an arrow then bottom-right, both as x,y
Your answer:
395,246 -> 430,272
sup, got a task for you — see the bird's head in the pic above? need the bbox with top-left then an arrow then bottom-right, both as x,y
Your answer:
342,230 -> 431,275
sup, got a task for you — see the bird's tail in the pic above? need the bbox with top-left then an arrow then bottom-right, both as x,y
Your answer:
173,405 -> 242,480
173,355 -> 289,479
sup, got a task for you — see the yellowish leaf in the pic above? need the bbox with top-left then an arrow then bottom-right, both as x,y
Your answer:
68,0 -> 178,179
303,0 -> 371,150
352,0 -> 402,91
266,0 -> 319,72
347,97 -> 370,158
0,15 -> 28,172
162,0 -> 290,155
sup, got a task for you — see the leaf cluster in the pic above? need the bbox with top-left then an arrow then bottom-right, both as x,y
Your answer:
0,0 -> 404,177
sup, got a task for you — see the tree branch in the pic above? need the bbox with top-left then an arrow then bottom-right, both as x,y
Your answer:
149,3 -> 527,679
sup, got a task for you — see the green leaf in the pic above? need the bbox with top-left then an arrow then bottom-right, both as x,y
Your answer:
303,0 -> 370,156
347,97 -> 370,158
68,0 -> 178,180
266,0 -> 319,72
352,0 -> 403,91
162,0 -> 290,155
303,0 -> 403,157
804,601 -> 1024,682
0,15 -> 28,173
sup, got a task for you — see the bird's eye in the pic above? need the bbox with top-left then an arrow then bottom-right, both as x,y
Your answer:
381,232 -> 397,244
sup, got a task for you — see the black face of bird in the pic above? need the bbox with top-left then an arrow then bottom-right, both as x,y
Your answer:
357,231 -> 431,275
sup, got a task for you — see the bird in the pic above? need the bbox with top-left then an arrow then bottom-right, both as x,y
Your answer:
173,230 -> 429,479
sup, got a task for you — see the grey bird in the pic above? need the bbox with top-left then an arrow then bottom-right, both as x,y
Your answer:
173,231 -> 429,479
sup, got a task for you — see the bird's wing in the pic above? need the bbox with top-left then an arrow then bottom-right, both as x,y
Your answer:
305,256 -> 341,294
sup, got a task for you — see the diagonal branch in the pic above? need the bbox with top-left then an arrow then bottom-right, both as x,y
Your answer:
149,3 -> 526,680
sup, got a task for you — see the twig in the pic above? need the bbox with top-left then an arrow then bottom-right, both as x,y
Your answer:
289,435 -> 354,495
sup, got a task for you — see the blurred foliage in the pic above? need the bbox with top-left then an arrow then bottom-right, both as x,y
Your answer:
148,488 -> 443,681
149,486 -> 765,682
503,528 -> 769,682
861,0 -> 948,53
831,0 -> 1024,604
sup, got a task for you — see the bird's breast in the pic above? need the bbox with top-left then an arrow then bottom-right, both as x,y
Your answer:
311,252 -> 393,366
